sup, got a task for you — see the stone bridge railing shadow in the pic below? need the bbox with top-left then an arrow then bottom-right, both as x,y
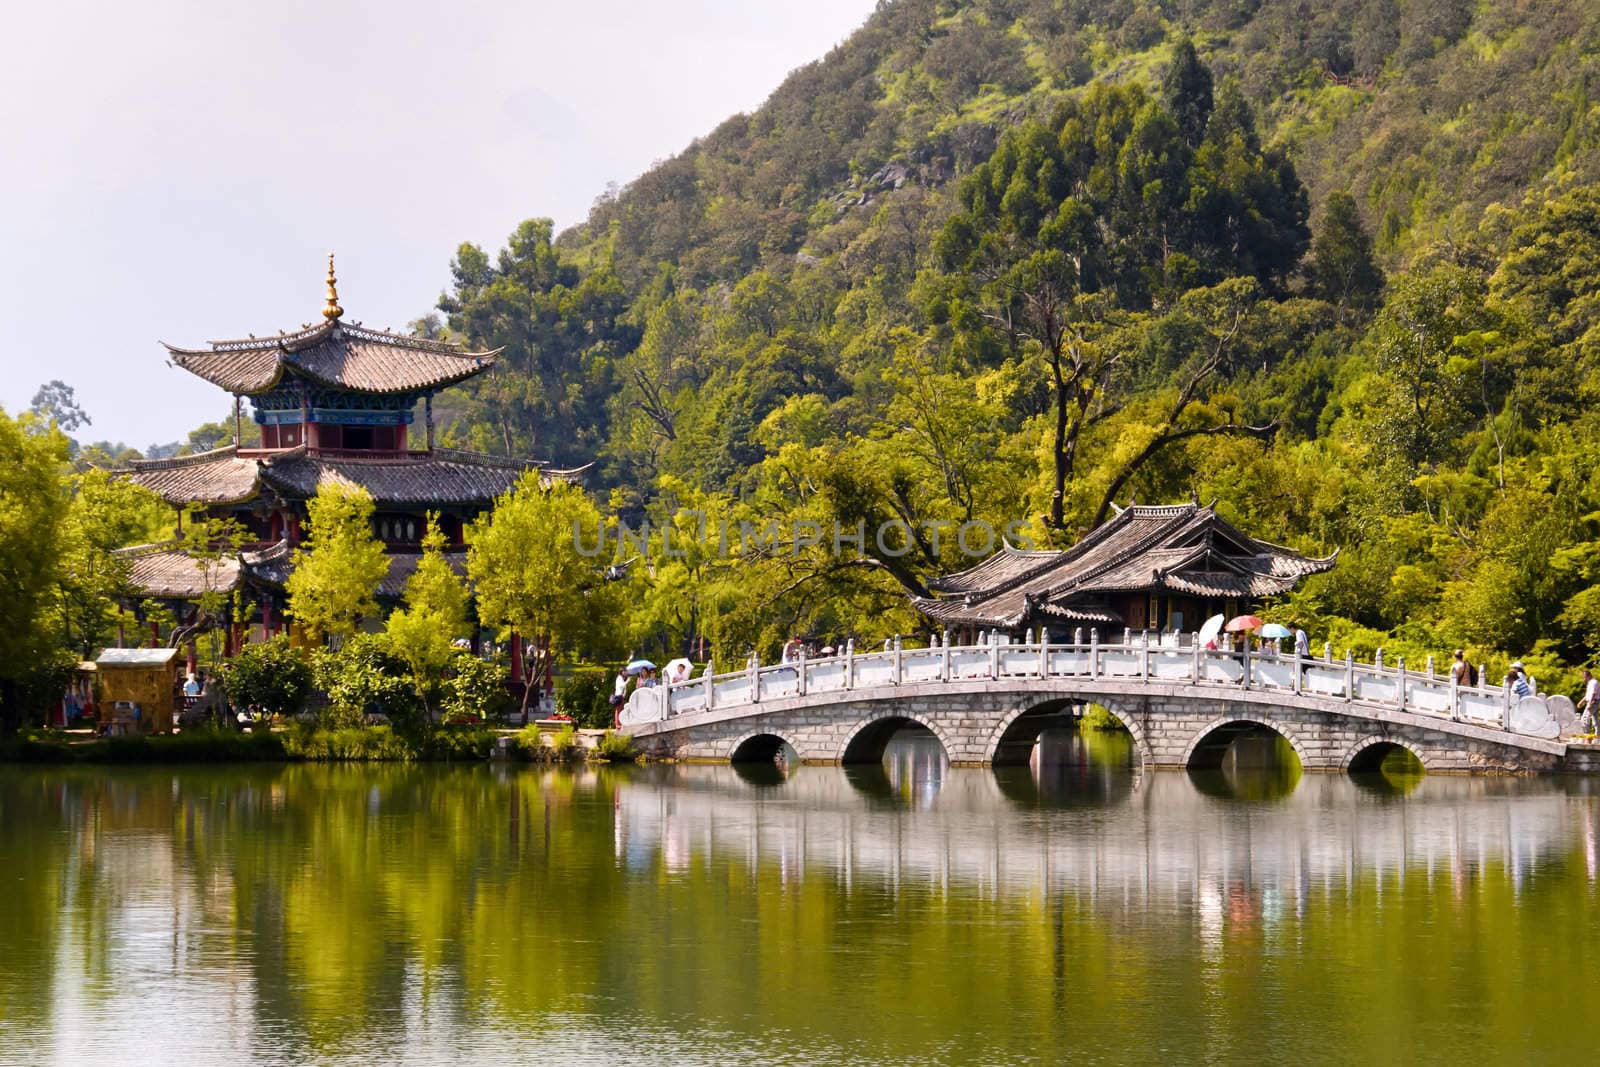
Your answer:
622,630 -> 1570,742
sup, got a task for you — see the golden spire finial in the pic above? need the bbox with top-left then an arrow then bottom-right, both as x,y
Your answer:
322,253 -> 343,321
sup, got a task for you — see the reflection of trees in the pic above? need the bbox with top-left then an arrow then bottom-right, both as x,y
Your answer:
2,765 -> 1599,1063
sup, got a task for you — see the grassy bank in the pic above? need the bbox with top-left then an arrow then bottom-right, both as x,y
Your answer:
0,725 -> 639,765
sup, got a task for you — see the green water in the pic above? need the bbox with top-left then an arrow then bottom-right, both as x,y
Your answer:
2,730 -> 1598,1065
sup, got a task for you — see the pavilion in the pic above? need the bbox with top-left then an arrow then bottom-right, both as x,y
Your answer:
911,501 -> 1336,641
114,255 -> 585,667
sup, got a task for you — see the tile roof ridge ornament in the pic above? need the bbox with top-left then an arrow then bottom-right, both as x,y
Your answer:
322,253 -> 343,321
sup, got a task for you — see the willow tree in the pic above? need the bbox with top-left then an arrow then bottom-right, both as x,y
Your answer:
467,475 -> 620,724
286,483 -> 388,644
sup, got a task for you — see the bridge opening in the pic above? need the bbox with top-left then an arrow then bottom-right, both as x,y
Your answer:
1186,721 -> 1302,800
1348,741 -> 1425,783
991,702 -> 1138,807
730,733 -> 797,765
841,719 -> 947,806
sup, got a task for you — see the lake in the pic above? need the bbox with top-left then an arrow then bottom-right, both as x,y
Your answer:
2,727 -> 1598,1064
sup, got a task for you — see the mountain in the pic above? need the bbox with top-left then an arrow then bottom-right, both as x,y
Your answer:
431,0 -> 1600,677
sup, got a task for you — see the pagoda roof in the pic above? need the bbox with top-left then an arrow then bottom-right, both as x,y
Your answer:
240,539 -> 468,599
913,502 -> 1336,630
162,320 -> 501,395
118,444 -> 589,508
113,539 -> 288,600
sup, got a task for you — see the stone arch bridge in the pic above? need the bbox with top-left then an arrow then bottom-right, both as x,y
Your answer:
623,636 -> 1593,775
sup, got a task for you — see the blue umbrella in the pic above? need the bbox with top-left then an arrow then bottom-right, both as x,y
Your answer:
625,659 -> 656,674
1259,623 -> 1293,639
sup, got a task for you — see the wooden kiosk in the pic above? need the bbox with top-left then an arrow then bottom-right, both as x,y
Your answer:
95,648 -> 180,734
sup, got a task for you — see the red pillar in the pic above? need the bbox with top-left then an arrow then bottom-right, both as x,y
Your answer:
509,631 -> 524,683
149,621 -> 160,648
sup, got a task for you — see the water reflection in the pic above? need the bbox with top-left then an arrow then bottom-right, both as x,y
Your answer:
5,761 -> 1600,1064
994,725 -> 1137,809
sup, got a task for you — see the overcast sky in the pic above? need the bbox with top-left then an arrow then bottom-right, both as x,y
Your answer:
0,0 -> 878,448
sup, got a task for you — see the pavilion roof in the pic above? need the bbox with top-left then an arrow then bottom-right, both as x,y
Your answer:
113,539 -> 273,599
913,503 -> 1336,630
162,320 -> 501,395
118,445 -> 588,508
238,540 -> 468,598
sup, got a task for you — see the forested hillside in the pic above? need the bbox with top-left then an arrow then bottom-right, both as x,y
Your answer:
432,0 -> 1600,681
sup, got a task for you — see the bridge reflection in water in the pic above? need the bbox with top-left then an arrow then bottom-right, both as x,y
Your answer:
616,729 -> 1600,913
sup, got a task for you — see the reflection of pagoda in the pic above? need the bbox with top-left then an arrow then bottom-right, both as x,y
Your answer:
116,256 -> 586,650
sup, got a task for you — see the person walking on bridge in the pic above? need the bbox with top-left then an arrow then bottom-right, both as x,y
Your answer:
1579,668 -> 1597,734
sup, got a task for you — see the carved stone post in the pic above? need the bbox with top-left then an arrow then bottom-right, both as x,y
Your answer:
989,631 -> 1000,679
845,639 -> 855,691
705,663 -> 716,711
892,635 -> 902,686
1344,650 -> 1354,702
1090,629 -> 1100,680
941,631 -> 951,683
1397,656 -> 1407,712
749,651 -> 761,705
797,647 -> 808,697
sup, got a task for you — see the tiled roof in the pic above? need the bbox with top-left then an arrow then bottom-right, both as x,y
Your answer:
915,503 -> 1336,629
121,446 -> 260,505
116,541 -> 242,599
163,320 -> 500,395
259,449 -> 588,506
236,541 -> 466,599
117,446 -> 587,508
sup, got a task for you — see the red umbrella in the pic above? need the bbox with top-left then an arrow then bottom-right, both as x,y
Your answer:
1224,615 -> 1264,633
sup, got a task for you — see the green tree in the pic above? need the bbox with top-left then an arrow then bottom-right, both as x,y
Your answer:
0,410 -> 71,732
285,484 -> 389,644
467,476 -> 620,724
1310,191 -> 1385,316
1162,36 -> 1214,148
385,514 -> 471,716
54,470 -> 169,658
222,636 -> 313,721
28,381 -> 91,435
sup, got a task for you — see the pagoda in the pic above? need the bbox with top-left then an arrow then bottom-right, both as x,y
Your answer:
912,501 -> 1336,641
115,256 -> 586,650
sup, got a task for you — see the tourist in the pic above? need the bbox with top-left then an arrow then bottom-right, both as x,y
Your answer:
1292,623 -> 1309,659
611,667 -> 630,728
1510,660 -> 1537,694
1451,650 -> 1477,688
1509,665 -> 1532,699
1580,669 -> 1598,734
183,672 -> 201,700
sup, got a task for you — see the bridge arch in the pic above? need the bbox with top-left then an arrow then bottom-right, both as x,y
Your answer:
1342,735 -> 1428,775
982,698 -> 1152,769
837,710 -> 955,765
726,731 -> 799,763
1182,714 -> 1309,771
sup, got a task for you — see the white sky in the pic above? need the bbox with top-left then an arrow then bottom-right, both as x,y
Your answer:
0,0 -> 878,448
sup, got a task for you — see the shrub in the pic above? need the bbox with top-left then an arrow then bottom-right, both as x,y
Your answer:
556,669 -> 613,728
420,725 -> 497,760
281,722 -> 413,761
549,724 -> 579,760
594,730 -> 636,762
223,636 -> 313,721
314,633 -> 423,731
514,724 -> 543,758
440,652 -> 512,723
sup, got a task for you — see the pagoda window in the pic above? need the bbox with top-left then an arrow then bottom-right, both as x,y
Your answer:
341,426 -> 374,450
